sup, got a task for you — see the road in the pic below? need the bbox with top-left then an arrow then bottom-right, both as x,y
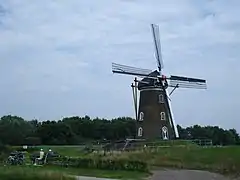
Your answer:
75,176 -> 118,180
150,169 -> 231,180
74,169 -> 236,180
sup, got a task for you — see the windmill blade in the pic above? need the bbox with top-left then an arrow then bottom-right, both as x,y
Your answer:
151,24 -> 164,71
163,88 -> 179,138
169,75 -> 207,89
112,62 -> 152,77
167,94 -> 171,101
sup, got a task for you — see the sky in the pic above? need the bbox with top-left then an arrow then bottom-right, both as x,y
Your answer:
0,0 -> 239,131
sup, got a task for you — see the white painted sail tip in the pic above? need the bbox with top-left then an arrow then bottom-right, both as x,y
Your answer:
165,90 -> 179,138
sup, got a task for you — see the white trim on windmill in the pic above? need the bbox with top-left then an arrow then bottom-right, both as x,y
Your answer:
162,126 -> 169,140
165,89 -> 179,138
160,112 -> 166,120
139,112 -> 144,121
158,94 -> 164,103
140,88 -> 163,92
138,127 -> 143,137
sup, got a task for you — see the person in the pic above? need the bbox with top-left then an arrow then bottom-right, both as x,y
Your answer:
44,148 -> 53,164
34,149 -> 44,165
48,148 -> 53,156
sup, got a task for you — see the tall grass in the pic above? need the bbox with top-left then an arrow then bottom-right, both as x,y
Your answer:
115,146 -> 240,175
0,166 -> 75,180
12,143 -> 240,176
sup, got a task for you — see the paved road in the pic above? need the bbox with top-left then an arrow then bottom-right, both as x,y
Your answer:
74,176 -> 118,180
150,169 -> 231,180
74,170 -> 237,180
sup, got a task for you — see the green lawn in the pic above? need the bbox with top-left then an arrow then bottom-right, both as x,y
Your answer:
115,146 -> 240,175
12,143 -> 240,177
38,145 -> 87,157
0,165 -> 150,180
0,165 -> 74,180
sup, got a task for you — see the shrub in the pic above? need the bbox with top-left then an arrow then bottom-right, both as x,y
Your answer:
48,156 -> 149,172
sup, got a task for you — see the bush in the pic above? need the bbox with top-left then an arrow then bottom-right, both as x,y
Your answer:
48,156 -> 149,172
0,144 -> 12,162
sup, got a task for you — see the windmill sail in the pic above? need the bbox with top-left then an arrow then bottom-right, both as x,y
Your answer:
112,62 -> 152,77
164,89 -> 179,138
169,75 -> 207,89
151,24 -> 164,71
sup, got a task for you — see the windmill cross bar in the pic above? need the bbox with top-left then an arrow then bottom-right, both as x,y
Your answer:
112,62 -> 206,85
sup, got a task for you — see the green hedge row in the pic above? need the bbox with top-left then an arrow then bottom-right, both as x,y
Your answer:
48,156 -> 148,172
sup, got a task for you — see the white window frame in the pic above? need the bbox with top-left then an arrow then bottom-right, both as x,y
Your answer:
139,112 -> 144,121
158,94 -> 164,103
162,126 -> 169,140
160,112 -> 166,120
138,127 -> 143,137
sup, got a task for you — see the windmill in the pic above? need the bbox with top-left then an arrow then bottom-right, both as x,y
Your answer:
112,24 -> 207,140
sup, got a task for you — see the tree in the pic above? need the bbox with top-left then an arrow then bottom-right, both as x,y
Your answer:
0,114 -> 238,146
0,115 -> 32,145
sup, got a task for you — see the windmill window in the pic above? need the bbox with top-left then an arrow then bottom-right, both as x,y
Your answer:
139,112 -> 144,121
158,94 -> 164,103
138,127 -> 143,137
160,112 -> 166,120
162,126 -> 169,140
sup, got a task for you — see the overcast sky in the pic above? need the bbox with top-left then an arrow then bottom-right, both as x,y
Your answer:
0,0 -> 239,131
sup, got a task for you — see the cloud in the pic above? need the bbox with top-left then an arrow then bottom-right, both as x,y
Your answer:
0,0 -> 239,131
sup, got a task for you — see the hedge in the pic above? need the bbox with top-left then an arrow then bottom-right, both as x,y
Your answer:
48,156 -> 149,172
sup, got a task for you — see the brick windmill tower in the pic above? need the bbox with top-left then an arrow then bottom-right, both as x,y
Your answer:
112,24 -> 207,140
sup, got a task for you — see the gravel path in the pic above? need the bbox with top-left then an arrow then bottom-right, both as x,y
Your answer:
150,169 -> 231,180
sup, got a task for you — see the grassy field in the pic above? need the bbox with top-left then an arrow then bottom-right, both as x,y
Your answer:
10,142 -> 240,178
38,145 -> 88,157
104,145 -> 240,175
7,145 -> 151,179
35,140 -> 198,157
0,166 -> 74,180
0,165 -> 149,180
35,144 -> 240,175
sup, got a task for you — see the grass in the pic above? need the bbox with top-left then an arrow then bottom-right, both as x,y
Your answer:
12,142 -> 240,178
0,165 -> 150,180
38,145 -> 87,157
41,143 -> 240,176
0,166 -> 74,180
145,139 -> 199,147
44,165 -> 150,179
34,140 -> 197,157
8,145 -> 150,179
32,145 -> 101,157
112,145 -> 240,175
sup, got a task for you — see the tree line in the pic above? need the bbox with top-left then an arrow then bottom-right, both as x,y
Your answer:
0,115 -> 239,146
